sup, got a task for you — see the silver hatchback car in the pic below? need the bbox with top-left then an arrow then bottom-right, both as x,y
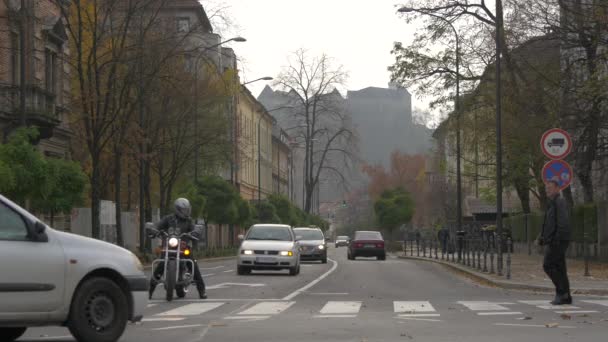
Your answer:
237,224 -> 301,276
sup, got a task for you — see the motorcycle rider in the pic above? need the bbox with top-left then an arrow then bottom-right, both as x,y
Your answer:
148,198 -> 207,299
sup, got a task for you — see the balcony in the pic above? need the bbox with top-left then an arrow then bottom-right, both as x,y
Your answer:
0,84 -> 61,139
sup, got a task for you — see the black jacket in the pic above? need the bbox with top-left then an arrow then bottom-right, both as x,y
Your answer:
155,214 -> 201,238
541,195 -> 570,243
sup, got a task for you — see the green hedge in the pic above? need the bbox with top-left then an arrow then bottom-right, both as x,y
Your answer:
505,203 -> 598,243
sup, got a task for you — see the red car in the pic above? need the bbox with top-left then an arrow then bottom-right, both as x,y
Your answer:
347,231 -> 386,260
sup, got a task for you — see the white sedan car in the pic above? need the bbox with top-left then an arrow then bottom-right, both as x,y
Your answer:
237,224 -> 301,276
0,195 -> 147,342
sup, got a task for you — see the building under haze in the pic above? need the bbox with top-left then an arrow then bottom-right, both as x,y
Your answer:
258,83 -> 431,209
347,83 -> 431,170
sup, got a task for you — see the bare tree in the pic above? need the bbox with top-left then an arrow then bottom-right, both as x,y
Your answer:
274,50 -> 357,213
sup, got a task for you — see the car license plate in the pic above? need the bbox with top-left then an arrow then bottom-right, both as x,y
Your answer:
364,244 -> 376,248
256,257 -> 276,263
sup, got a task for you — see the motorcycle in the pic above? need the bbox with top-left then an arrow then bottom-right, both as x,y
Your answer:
146,223 -> 202,301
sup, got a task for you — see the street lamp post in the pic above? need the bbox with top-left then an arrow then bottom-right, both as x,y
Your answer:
495,0 -> 504,276
193,36 -> 246,181
399,7 -> 462,246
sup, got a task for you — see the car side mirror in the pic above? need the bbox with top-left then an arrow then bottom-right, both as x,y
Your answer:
238,234 -> 244,241
33,221 -> 48,242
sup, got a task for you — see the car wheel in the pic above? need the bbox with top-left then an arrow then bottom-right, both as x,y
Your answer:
67,277 -> 128,342
347,252 -> 354,260
237,266 -> 250,275
0,327 -> 27,342
321,256 -> 328,264
289,265 -> 299,276
379,254 -> 386,261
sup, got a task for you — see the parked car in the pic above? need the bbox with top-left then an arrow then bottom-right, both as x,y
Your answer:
236,224 -> 301,276
347,231 -> 386,260
335,235 -> 350,247
293,227 -> 327,263
0,194 -> 147,342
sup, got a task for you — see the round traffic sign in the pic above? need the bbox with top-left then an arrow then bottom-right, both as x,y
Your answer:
540,128 -> 572,159
542,160 -> 573,191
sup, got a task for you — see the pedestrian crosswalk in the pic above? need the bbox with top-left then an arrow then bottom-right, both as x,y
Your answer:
145,299 -> 608,322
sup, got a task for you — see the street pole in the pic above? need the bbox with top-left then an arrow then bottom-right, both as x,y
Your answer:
19,0 -> 27,126
257,115 -> 263,209
495,0 -> 504,276
194,59 -> 199,182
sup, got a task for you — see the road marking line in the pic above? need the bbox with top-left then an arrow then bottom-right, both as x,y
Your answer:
200,266 -> 225,270
223,270 -> 234,273
282,258 -> 338,300
314,314 -> 357,318
308,292 -> 349,295
555,310 -> 598,314
320,301 -> 362,314
397,314 -> 441,317
477,312 -> 523,316
238,301 -> 295,315
581,300 -> 608,307
458,301 -> 510,311
149,298 -> 282,303
394,301 -> 436,313
202,273 -> 216,277
152,324 -> 203,331
494,323 -> 576,329
224,315 -> 271,320
207,282 -> 266,290
397,317 -> 443,322
518,300 -> 579,310
156,303 -> 225,316
147,304 -> 158,308
143,317 -> 186,322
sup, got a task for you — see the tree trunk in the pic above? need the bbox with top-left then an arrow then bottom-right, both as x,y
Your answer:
514,180 -> 531,214
144,160 -> 153,222
91,154 -> 101,239
114,148 -> 124,247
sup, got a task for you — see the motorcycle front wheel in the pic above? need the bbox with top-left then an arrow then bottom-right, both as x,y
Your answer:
165,260 -> 177,302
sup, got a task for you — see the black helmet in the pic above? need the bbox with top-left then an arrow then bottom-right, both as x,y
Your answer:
174,198 -> 192,219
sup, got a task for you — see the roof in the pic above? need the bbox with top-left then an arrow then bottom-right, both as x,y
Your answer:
252,224 -> 291,228
293,227 -> 322,230
347,86 -> 411,99
162,0 -> 213,33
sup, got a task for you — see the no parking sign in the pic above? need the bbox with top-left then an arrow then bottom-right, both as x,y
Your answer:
542,160 -> 573,191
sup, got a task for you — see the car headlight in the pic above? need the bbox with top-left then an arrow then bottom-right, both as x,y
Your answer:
280,251 -> 293,256
242,250 -> 254,255
168,237 -> 179,248
318,245 -> 325,250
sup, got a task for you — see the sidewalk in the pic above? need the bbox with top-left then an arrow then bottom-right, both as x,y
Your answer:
398,251 -> 608,296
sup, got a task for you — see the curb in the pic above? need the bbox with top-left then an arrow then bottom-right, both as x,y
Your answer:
143,256 -> 236,269
398,255 -> 608,296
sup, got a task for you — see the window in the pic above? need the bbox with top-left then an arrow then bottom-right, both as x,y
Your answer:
177,17 -> 190,33
0,203 -> 28,241
45,48 -> 57,94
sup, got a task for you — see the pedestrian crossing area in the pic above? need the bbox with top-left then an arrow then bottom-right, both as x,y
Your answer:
143,299 -> 608,322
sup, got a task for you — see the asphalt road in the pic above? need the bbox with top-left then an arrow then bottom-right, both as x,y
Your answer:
21,245 -> 608,342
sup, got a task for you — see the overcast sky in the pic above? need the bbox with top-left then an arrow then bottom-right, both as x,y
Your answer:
211,0 -> 432,114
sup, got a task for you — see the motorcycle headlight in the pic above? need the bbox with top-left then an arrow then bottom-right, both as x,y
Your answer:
168,237 -> 179,248
318,245 -> 325,250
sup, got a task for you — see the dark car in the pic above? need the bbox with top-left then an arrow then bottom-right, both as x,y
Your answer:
335,235 -> 350,247
347,231 -> 386,260
293,227 -> 327,263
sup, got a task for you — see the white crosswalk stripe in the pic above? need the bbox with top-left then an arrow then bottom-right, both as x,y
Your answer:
319,301 -> 362,314
156,303 -> 225,316
393,301 -> 436,313
581,300 -> 608,307
518,300 -> 579,310
458,301 -> 512,311
238,301 -> 295,315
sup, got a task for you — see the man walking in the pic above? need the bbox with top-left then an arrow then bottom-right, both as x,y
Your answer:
538,179 -> 572,305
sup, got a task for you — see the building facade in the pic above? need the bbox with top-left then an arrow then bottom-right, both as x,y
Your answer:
272,123 -> 291,197
0,0 -> 72,157
236,85 -> 273,201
